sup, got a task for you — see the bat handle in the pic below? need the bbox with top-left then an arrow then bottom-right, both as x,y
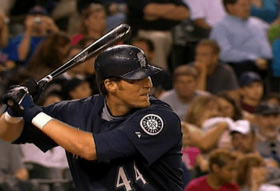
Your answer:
37,75 -> 53,90
37,75 -> 53,84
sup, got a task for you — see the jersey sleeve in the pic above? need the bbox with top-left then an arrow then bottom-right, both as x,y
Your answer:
94,128 -> 137,162
122,109 -> 182,165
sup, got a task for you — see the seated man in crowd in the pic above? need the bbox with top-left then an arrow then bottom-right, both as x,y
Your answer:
184,0 -> 225,34
159,65 -> 208,120
191,39 -> 239,94
210,0 -> 272,79
254,102 -> 280,166
230,118 -> 280,186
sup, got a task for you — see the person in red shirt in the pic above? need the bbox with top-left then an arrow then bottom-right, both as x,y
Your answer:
185,148 -> 239,191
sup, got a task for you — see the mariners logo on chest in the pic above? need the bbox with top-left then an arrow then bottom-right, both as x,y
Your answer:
140,114 -> 164,135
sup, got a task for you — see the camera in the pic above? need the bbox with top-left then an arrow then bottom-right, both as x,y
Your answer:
34,17 -> 41,25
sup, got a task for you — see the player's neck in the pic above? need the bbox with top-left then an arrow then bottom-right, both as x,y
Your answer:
106,96 -> 131,117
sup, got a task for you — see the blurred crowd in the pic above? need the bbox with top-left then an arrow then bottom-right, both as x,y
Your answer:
1,0 -> 280,190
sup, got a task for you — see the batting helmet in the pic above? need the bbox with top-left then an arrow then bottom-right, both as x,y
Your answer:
95,44 -> 162,85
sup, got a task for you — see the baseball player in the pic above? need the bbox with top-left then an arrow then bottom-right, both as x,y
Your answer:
0,45 -> 183,191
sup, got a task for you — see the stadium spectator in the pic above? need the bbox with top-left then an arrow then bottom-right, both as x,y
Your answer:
191,39 -> 239,94
270,35 -> 280,92
250,0 -> 279,24
268,14 -> 280,44
183,0 -> 225,37
216,91 -> 243,121
77,0 -> 127,31
262,92 -> 280,106
127,0 -> 189,71
185,148 -> 239,191
26,31 -> 71,81
254,102 -> 280,166
236,153 -> 280,191
77,3 -> 106,39
9,6 -> 59,67
238,71 -> 264,114
230,119 -> 280,186
0,11 -> 17,83
159,65 -> 208,120
210,0 -> 272,79
181,95 -> 235,177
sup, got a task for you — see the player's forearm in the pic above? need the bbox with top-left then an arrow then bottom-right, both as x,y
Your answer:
196,73 -> 207,91
164,6 -> 189,20
0,24 -> 8,48
17,31 -> 32,61
193,19 -> 211,30
144,4 -> 189,20
0,113 -> 24,142
196,123 -> 228,152
38,118 -> 97,160
143,3 -> 176,19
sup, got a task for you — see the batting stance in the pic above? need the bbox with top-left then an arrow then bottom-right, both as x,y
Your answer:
0,45 -> 183,191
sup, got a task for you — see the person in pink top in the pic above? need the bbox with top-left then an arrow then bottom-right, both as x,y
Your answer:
185,148 -> 239,191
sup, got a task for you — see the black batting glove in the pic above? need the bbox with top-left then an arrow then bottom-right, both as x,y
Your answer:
21,78 -> 46,103
2,85 -> 42,122
2,85 -> 29,117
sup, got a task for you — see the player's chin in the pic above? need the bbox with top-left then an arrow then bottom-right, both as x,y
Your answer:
136,98 -> 150,108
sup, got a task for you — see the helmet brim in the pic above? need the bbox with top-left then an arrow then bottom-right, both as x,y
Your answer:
121,65 -> 162,80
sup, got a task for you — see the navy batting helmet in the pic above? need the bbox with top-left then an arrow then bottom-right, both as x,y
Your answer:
95,44 -> 162,85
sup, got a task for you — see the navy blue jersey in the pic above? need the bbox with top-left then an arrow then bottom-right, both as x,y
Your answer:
14,95 -> 183,191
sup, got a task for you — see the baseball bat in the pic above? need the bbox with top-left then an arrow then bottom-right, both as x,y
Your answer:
37,23 -> 131,85
3,24 -> 131,110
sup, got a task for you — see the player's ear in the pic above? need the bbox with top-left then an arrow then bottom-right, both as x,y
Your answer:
104,79 -> 117,93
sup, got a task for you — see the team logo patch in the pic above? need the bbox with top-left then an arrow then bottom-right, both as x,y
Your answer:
140,114 -> 164,135
137,52 -> 146,68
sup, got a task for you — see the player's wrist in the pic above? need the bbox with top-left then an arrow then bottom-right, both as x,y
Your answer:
4,112 -> 23,124
31,112 -> 53,130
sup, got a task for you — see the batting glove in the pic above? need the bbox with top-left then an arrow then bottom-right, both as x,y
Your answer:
2,85 -> 28,117
2,85 -> 42,122
22,78 -> 46,103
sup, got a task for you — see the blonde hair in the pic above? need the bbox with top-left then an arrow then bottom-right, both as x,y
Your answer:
184,95 -> 220,126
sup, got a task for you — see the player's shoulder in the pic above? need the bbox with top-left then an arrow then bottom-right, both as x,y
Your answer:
148,96 -> 178,115
129,97 -> 180,124
125,97 -> 181,136
43,94 -> 104,113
